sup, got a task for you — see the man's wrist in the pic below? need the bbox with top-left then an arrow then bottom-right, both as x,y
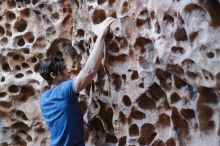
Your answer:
97,33 -> 105,40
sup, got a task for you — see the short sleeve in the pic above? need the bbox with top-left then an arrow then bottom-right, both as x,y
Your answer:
60,80 -> 79,98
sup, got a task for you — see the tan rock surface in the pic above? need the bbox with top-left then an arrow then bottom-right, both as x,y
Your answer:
0,0 -> 219,146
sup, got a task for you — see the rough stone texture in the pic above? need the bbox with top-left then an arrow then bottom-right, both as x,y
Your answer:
0,0 -> 220,146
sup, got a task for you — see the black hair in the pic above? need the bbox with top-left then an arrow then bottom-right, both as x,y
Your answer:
40,55 -> 65,85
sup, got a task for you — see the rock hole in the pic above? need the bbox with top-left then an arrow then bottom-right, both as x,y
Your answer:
130,107 -> 146,120
108,41 -> 119,53
32,0 -> 39,5
155,21 -> 161,33
89,117 -> 105,133
201,120 -> 215,132
150,11 -> 155,19
92,9 -> 106,24
24,32 -> 35,43
155,69 -> 172,90
6,31 -> 12,36
31,57 -> 38,63
180,109 -> 195,120
17,38 -> 25,47
206,51 -> 214,58
186,71 -> 198,79
8,85 -> 19,93
115,36 -> 128,48
20,8 -> 30,17
0,25 -> 5,37
184,3 -> 204,13
21,85 -> 35,96
22,63 -> 29,68
5,11 -> 16,21
174,75 -> 188,89
15,65 -> 21,70
119,111 -> 127,124
170,92 -> 181,103
15,73 -> 24,78
156,113 -> 170,127
129,124 -> 139,136
12,121 -> 29,131
122,74 -> 126,80
136,19 -> 149,30
148,82 -> 166,100
105,134 -> 118,143
181,59 -> 195,68
16,110 -> 28,120
0,92 -> 7,98
22,48 -> 30,54
26,70 -> 33,74
189,31 -> 198,42
136,93 -> 156,110
1,37 -> 8,46
167,64 -> 184,76
76,29 -> 84,37
122,95 -> 131,107
139,82 -> 144,88
166,138 -> 176,146
5,23 -> 11,29
0,101 -> 12,109
51,12 -> 60,20
198,86 -> 218,104
163,14 -> 174,23
13,54 -> 20,60
199,0 -> 220,27
14,18 -> 28,32
134,37 -> 153,54
151,140 -> 166,146
1,76 -> 5,82
131,70 -> 139,80
171,46 -> 185,54
118,136 -> 126,146
34,125 -> 45,133
46,26 -> 56,36
2,63 -> 11,72
171,107 -> 190,144
111,73 -> 122,92
121,1 -> 129,15
34,63 -> 40,72
12,135 -> 26,146
139,123 -> 156,145
111,11 -> 117,18
99,107 -> 114,131
8,0 -> 16,8
174,27 -> 188,41
197,104 -> 214,132
97,0 -> 107,5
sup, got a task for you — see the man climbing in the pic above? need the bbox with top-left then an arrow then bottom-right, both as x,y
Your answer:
39,17 -> 115,146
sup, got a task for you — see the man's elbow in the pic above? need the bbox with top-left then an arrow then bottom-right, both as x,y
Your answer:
82,67 -> 97,76
75,70 -> 97,92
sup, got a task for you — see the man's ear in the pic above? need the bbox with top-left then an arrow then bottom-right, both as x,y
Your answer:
50,72 -> 56,79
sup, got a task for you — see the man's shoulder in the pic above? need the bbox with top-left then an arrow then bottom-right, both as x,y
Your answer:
39,90 -> 48,105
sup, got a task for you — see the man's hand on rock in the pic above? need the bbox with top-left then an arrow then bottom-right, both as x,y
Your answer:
92,17 -> 115,37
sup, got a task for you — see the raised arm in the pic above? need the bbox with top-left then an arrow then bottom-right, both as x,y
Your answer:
74,17 -> 115,93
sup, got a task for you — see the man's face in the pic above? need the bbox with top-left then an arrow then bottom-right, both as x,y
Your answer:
53,66 -> 71,84
61,68 -> 70,80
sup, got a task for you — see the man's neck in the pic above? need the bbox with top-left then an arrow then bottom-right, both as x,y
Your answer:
51,82 -> 59,88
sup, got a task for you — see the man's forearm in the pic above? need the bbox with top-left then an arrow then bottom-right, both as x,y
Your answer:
82,34 -> 105,74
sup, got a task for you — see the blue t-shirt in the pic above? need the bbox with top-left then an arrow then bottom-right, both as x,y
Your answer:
40,80 -> 84,146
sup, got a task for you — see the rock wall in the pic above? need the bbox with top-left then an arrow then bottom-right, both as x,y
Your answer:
0,0 -> 220,146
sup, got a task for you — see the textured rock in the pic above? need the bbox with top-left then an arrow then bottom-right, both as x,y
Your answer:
0,0 -> 220,146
